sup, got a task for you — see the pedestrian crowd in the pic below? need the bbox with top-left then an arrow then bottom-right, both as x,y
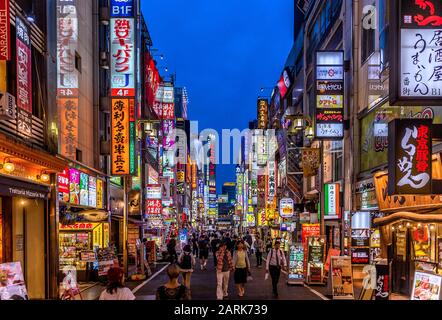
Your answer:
99,230 -> 287,300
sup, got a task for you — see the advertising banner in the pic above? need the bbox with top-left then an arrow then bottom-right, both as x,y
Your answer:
390,0 -> 442,105
375,263 -> 390,300
111,98 -> 130,175
0,262 -> 28,300
146,184 -> 161,199
388,119 -> 432,195
330,256 -> 354,300
411,272 -> 442,300
288,244 -> 305,283
69,168 -> 80,205
257,99 -> 269,130
324,183 -> 341,219
280,198 -> 294,218
110,18 -> 135,97
58,168 -> 70,203
315,51 -> 344,139
16,17 -> 32,113
79,172 -> 89,206
0,0 -> 10,60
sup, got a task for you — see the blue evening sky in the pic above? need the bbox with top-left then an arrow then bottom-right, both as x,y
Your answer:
141,0 -> 293,193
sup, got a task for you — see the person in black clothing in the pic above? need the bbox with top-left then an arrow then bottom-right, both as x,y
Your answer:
224,233 -> 233,255
210,234 -> 221,268
191,234 -> 199,257
167,236 -> 178,263
198,235 -> 209,270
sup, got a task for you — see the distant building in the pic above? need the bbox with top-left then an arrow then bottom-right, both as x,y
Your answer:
222,182 -> 236,204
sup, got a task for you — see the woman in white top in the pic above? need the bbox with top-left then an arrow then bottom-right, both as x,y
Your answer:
99,267 -> 136,300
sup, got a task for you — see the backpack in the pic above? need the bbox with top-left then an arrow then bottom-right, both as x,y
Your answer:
180,253 -> 192,270
157,285 -> 186,300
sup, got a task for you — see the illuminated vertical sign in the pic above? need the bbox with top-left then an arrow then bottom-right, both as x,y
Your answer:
96,179 -> 103,209
111,98 -> 130,175
388,119 -> 432,195
15,17 -> 32,113
129,99 -> 136,175
110,18 -> 135,97
0,0 -> 10,60
267,160 -> 276,201
257,99 -> 269,129
57,0 -> 78,159
390,0 -> 442,105
324,183 -> 341,219
315,51 -> 344,139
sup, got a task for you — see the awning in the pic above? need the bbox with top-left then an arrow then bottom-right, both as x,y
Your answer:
373,211 -> 442,227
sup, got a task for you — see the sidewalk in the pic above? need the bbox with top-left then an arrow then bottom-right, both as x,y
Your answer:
70,262 -> 169,300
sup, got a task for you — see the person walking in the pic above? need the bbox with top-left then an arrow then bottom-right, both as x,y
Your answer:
156,264 -> 190,300
198,235 -> 209,270
244,231 -> 253,253
178,245 -> 196,291
233,241 -> 250,298
265,241 -> 287,298
167,236 -> 178,263
99,267 -> 135,300
191,234 -> 199,258
254,235 -> 265,268
211,234 -> 221,268
215,241 -> 234,300
142,238 -> 153,276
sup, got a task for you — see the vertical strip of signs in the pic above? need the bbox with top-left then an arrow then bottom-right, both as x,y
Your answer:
0,0 -> 10,60
257,99 -> 269,130
57,0 -> 79,159
111,98 -> 130,175
315,51 -> 344,139
15,17 -> 32,113
324,183 -> 340,218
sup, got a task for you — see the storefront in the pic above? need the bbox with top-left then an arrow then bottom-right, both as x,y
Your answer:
373,169 -> 442,296
0,136 -> 68,299
57,166 -> 109,286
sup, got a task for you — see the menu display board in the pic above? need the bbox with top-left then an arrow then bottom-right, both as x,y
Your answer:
0,262 -> 29,300
330,256 -> 354,300
288,244 -> 305,283
79,172 -> 89,206
307,236 -> 325,284
411,272 -> 442,300
324,248 -> 341,276
69,168 -> 80,205
351,229 -> 370,247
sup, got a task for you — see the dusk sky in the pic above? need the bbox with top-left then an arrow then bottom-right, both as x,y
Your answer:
141,0 -> 293,193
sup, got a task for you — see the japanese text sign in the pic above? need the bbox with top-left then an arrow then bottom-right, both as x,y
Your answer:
388,119 -> 433,195
16,17 -> 32,113
0,0 -> 10,60
111,98 -> 130,175
111,18 -> 135,97
315,51 -> 344,139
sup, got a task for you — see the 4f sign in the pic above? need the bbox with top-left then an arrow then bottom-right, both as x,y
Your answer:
111,0 -> 134,17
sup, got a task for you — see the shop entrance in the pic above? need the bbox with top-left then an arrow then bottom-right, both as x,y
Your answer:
392,228 -> 411,295
0,196 -> 46,299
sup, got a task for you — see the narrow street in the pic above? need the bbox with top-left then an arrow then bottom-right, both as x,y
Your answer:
133,255 -> 325,301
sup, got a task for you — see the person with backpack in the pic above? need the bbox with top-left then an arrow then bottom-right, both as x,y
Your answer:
178,245 -> 196,290
265,241 -> 287,297
198,235 -> 209,270
156,264 -> 190,300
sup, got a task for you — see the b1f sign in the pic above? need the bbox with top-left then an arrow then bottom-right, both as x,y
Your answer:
111,0 -> 134,18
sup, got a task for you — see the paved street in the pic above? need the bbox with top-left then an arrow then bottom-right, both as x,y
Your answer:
133,253 -> 326,300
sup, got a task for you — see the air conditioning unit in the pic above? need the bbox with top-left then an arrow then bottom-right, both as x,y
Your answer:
0,92 -> 16,120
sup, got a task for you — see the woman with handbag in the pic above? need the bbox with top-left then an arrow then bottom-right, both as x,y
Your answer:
233,241 -> 251,297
